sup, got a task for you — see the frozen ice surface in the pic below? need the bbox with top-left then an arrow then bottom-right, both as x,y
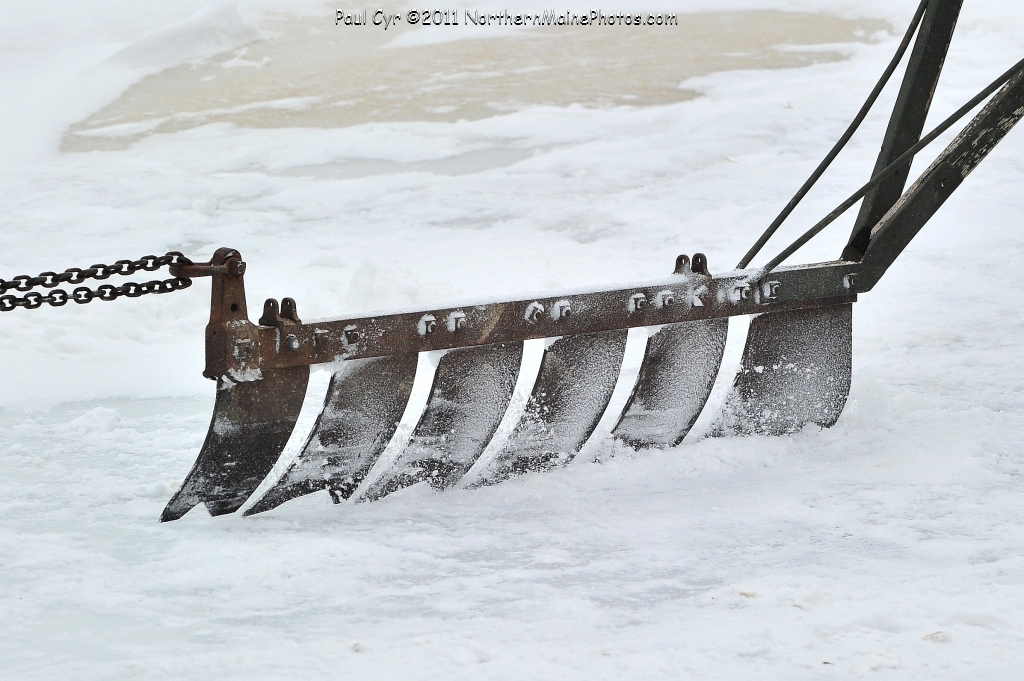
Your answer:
3,0 -> 1024,678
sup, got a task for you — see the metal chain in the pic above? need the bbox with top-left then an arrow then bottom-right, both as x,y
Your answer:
0,252 -> 193,312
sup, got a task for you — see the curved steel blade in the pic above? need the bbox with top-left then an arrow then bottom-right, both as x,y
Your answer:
473,330 -> 627,485
362,342 -> 523,501
612,318 -> 728,449
244,354 -> 419,516
161,366 -> 310,522
713,303 -> 852,436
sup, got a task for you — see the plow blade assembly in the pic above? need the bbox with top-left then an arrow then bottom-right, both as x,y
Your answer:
168,252 -> 860,519
155,0 -> 1024,520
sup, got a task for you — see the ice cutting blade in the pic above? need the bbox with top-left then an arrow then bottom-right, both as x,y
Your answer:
361,342 -> 523,501
612,319 -> 729,448
472,330 -> 628,484
244,354 -> 418,516
161,366 -> 309,521
712,303 -> 852,436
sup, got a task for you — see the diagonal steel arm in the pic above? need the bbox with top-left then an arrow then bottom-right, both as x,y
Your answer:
857,66 -> 1024,290
844,0 -> 964,261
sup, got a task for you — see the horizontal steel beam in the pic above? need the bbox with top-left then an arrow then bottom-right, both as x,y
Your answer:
200,253 -> 859,380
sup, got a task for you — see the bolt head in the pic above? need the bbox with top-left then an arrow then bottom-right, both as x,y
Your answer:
418,314 -> 439,336
653,290 -> 678,309
524,302 -> 545,323
284,334 -> 300,351
551,300 -> 572,321
446,311 -> 468,332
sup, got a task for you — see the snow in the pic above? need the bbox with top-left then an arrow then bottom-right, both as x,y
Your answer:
109,4 -> 259,70
3,0 -> 1024,678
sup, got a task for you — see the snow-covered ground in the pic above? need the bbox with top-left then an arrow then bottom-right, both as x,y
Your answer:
3,1 -> 1024,678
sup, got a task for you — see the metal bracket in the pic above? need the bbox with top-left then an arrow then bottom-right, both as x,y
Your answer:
190,248 -> 253,380
260,297 -> 303,352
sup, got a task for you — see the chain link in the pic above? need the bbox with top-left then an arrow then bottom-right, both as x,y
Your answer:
0,252 -> 194,312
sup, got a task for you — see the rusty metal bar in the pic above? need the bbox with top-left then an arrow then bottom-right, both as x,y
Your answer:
192,254 -> 858,381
